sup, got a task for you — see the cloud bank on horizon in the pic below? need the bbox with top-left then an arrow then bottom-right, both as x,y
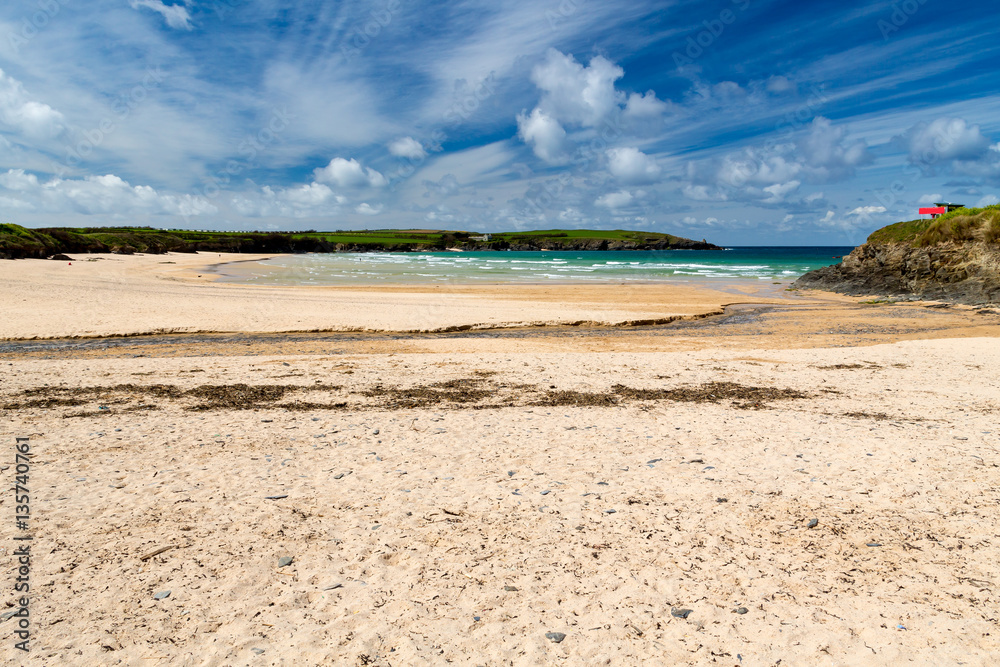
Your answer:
0,0 -> 998,244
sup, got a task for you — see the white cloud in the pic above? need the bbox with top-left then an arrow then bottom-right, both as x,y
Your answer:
283,183 -> 337,206
129,0 -> 193,30
623,91 -> 670,120
516,108 -> 570,164
595,190 -> 633,209
606,147 -> 661,185
0,69 -> 64,138
231,184 -> 345,218
796,117 -> 871,181
682,184 -> 727,202
0,169 -> 217,216
530,49 -> 624,127
355,202 -> 382,215
976,194 -> 999,207
848,205 -> 886,216
903,117 -> 991,164
388,137 -> 427,160
765,75 -> 795,94
313,158 -> 387,188
762,180 -> 801,203
918,193 -> 942,205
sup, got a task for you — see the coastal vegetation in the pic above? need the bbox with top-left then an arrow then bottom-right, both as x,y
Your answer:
0,224 -> 718,259
795,205 -> 1000,304
866,205 -> 1000,246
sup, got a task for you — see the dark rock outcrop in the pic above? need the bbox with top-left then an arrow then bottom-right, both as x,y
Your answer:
795,241 -> 1000,304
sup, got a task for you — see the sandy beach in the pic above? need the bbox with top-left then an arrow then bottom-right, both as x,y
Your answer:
2,253 -> 1000,665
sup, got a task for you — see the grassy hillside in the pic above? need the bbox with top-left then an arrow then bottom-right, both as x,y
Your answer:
0,225 -> 715,259
866,205 -> 1000,246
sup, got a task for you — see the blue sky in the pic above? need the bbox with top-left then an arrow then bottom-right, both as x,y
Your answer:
1,0 -> 998,244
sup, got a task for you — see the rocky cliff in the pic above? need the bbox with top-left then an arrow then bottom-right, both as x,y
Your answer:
794,208 -> 1000,304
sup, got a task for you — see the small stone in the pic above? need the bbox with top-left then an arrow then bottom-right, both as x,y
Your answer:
540,490 -> 550,495
508,470 -> 515,477
373,429 -> 380,435
153,591 -> 171,600
671,607 -> 693,619
545,631 -> 566,643
807,518 -> 819,528
716,497 -> 728,503
282,362 -> 290,366
251,647 -> 265,654
866,542 -> 882,547
278,556 -> 293,567
265,495 -> 288,500
910,458 -> 917,463
323,583 -> 343,591
604,509 -> 616,514
647,458 -> 662,464
735,607 -> 749,615
473,616 -> 481,621
504,585 -> 519,592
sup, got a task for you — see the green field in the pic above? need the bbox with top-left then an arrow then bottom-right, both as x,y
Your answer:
0,225 -> 714,259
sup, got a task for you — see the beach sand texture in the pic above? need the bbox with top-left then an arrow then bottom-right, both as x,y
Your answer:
1,254 -> 999,665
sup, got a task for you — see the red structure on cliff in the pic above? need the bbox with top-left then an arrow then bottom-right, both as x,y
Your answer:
918,202 -> 964,218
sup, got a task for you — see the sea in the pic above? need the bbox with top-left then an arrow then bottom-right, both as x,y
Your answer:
215,247 -> 854,285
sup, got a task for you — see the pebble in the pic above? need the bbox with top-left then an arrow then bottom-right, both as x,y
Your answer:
323,583 -> 343,591
265,495 -> 288,500
373,429 -> 380,435
251,648 -> 265,654
153,591 -> 171,600
910,458 -> 917,463
604,509 -> 616,514
540,490 -> 551,496
473,616 -> 481,621
508,471 -> 515,477
504,586 -> 519,592
545,632 -> 566,643
716,498 -> 728,503
671,607 -> 693,619
734,607 -> 749,615
278,557 -> 293,567
866,542 -> 882,547
647,458 -> 662,464
807,518 -> 819,528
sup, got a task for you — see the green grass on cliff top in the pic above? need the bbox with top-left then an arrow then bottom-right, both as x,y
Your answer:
866,205 -> 1000,246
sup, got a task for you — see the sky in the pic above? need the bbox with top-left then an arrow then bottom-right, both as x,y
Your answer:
1,0 -> 999,245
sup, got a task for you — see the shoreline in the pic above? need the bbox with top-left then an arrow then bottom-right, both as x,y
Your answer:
0,252 -> 791,340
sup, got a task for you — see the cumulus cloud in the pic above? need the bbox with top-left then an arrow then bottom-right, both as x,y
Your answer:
516,108 -> 570,164
313,157 -> 387,188
355,202 -> 382,215
129,0 -> 193,30
0,169 -> 216,216
531,49 -> 624,127
918,193 -> 942,205
232,184 -> 345,218
595,190 -> 633,209
977,194 -> 999,207
901,118 -> 991,165
606,147 -> 661,185
765,75 -> 795,94
848,205 -> 886,216
388,137 -> 426,160
683,117 -> 871,206
0,69 -> 64,138
762,180 -> 800,204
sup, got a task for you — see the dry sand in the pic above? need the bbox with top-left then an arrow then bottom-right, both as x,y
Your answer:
1,253 -> 1000,666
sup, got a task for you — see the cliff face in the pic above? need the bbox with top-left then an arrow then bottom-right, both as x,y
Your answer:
795,240 -> 1000,304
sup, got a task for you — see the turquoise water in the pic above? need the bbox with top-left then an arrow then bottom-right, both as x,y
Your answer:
217,247 -> 854,285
